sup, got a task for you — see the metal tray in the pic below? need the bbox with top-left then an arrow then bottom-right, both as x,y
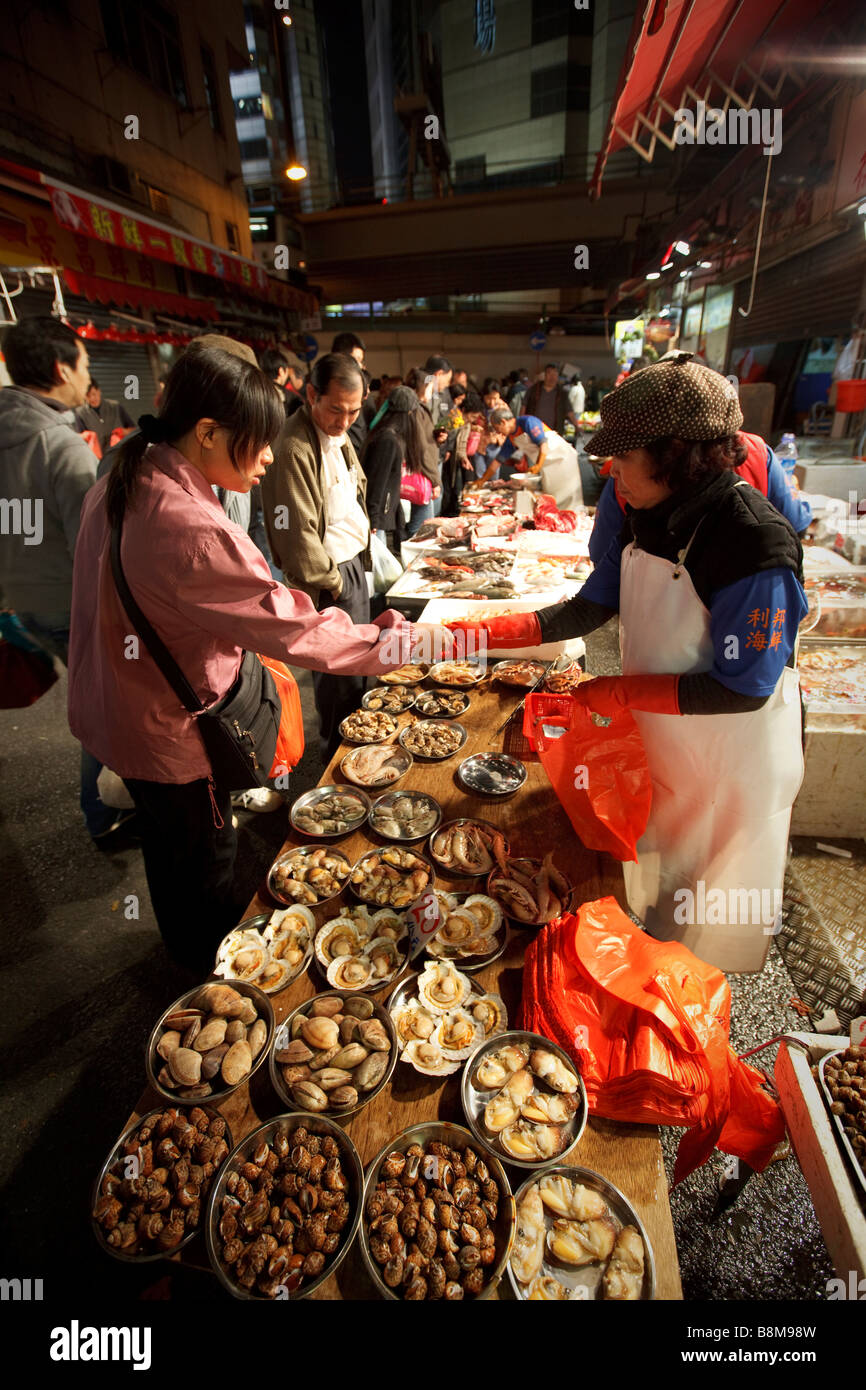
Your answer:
492,659 -> 549,688
507,1164 -> 657,1300
269,990 -> 398,1120
423,892 -> 509,973
290,785 -> 371,839
428,818 -> 509,877
340,743 -> 413,789
387,969 -> 509,1077
145,980 -> 275,1105
818,1050 -> 866,1198
267,844 -> 351,908
362,685 -> 418,713
457,752 -> 527,798
91,1105 -> 232,1263
204,1114 -> 363,1300
427,660 -> 488,688
369,790 -> 442,842
360,1121 -> 516,1299
213,911 -> 314,994
412,689 -> 472,720
461,1030 -> 587,1171
399,719 -> 468,761
348,846 -> 436,910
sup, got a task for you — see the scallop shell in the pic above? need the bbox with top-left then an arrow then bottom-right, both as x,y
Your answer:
315,918 -> 362,969
463,895 -> 503,935
469,993 -> 508,1038
391,1000 -> 437,1048
436,908 -> 478,948
415,961 -> 471,1014
435,891 -> 458,913
370,908 -> 406,941
256,957 -> 295,994
403,1038 -> 460,1076
362,935 -> 402,982
267,905 -> 315,935
326,954 -> 373,991
215,928 -> 268,982
432,1007 -> 484,1059
342,905 -> 376,938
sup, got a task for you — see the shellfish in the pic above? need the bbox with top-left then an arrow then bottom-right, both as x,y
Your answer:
474,1043 -> 529,1090
602,1225 -> 645,1301
547,1217 -> 617,1267
529,1048 -> 578,1094
510,1186 -> 546,1285
432,1008 -> 482,1059
391,1000 -> 437,1047
327,955 -> 373,991
402,1039 -> 459,1077
469,994 -> 507,1039
416,962 -> 471,1015
538,1176 -> 606,1221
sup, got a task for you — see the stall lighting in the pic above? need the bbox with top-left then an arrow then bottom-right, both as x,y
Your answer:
285,165 -> 307,180
698,260 -> 713,269
282,14 -> 292,24
660,262 -> 674,271
679,270 -> 690,278
674,241 -> 690,255
645,271 -> 661,280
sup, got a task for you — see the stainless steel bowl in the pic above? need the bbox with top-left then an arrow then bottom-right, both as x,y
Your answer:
487,857 -> 574,926
267,844 -> 351,908
145,980 -> 275,1105
360,1121 -> 516,1299
457,752 -> 527,798
269,989 -> 398,1119
491,658 -> 548,688
91,1105 -> 232,1263
507,1164 -> 657,1300
290,785 -> 371,839
387,970 -> 509,1076
428,818 -> 509,878
205,1113 -> 363,1299
348,847 -> 436,910
427,660 -> 487,688
412,689 -> 472,720
399,719 -> 468,761
338,710 -> 399,745
461,1029 -> 587,1171
340,743 -> 413,790
369,790 -> 442,843
362,685 -> 418,713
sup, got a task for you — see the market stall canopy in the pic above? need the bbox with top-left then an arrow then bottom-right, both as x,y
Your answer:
589,0 -> 850,197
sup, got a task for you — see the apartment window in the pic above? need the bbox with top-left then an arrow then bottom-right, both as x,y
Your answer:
100,0 -> 189,108
225,220 -> 240,251
455,155 -> 486,190
234,95 -> 263,117
200,44 -> 223,134
530,63 -> 591,117
239,137 -> 269,160
531,0 -> 594,43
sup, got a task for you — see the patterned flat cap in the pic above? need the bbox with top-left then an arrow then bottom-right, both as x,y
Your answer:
585,358 -> 743,458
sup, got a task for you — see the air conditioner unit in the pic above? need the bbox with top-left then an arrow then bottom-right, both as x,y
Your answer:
147,187 -> 172,219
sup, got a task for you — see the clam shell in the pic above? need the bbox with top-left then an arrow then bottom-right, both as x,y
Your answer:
327,955 -> 374,991
168,1047 -> 201,1086
499,1121 -> 541,1162
354,1050 -> 389,1091
194,984 -> 246,1019
432,1007 -> 484,1060
193,1018 -> 228,1053
484,1090 -> 521,1133
315,918 -> 362,969
300,1015 -> 340,1050
474,1043 -> 530,1089
416,961 -> 471,1015
402,1039 -> 460,1076
342,995 -> 375,1020
529,1048 -> 579,1094
221,1040 -> 252,1086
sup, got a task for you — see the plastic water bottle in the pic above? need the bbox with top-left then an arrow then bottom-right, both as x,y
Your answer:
777,432 -> 798,477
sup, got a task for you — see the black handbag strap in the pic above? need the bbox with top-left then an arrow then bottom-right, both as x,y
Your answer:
109,515 -> 206,715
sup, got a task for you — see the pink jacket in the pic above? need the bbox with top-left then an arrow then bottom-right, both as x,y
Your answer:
68,443 -> 412,782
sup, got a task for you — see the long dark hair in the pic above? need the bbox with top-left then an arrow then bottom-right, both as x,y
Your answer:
105,346 -> 283,527
363,406 -> 427,477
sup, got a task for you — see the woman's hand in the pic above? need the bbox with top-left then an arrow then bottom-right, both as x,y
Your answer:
432,486 -> 441,499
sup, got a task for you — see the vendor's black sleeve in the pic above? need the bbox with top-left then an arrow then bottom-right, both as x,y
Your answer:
537,595 -> 616,642
677,673 -> 768,714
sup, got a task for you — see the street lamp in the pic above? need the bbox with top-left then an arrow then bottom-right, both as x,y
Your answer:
285,165 -> 307,181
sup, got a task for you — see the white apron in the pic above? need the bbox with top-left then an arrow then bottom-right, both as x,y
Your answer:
619,519 -> 803,973
516,428 -> 583,509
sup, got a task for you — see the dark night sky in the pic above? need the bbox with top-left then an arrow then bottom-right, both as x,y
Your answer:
316,0 -> 374,198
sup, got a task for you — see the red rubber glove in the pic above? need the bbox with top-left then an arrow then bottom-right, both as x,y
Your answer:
446,612 -> 543,650
572,674 -> 681,716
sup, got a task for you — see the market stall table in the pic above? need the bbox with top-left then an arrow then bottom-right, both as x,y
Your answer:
121,677 -> 682,1299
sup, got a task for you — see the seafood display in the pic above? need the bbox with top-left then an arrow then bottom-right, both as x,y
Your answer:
269,847 -> 351,905
291,788 -> 369,837
339,709 -> 397,744
341,743 -> 413,788
149,983 -> 271,1101
797,646 -> 866,709
511,554 -> 591,591
271,992 -> 396,1115
313,904 -> 409,991
350,847 -> 433,909
399,719 -> 466,759
93,1106 -> 230,1258
488,850 -> 571,925
209,1118 -> 361,1299
545,663 -> 585,693
362,685 -> 417,713
214,906 -> 314,993
370,791 -> 441,840
430,820 -> 508,877
427,660 -> 487,687
457,753 -> 527,798
362,1129 -> 512,1299
493,659 -> 547,688
412,517 -> 473,548
413,689 -> 471,718
464,1033 -> 585,1167
390,965 -> 508,1077
819,1046 -> 866,1186
380,664 -> 428,685
802,573 -> 866,638
425,892 -> 506,968
508,1167 -> 651,1300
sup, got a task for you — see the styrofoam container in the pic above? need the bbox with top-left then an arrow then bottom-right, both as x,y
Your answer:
419,597 -> 586,662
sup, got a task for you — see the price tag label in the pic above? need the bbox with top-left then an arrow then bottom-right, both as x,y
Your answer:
406,888 -> 443,960
850,1015 -> 866,1047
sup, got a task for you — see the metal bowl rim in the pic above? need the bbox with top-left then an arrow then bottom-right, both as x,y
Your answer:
398,720 -> 468,761
427,818 -> 511,876
457,752 -> 528,797
368,789 -> 443,843
144,980 -> 275,1106
339,744 -> 414,789
268,988 -> 399,1119
267,844 -> 352,908
289,785 -> 372,838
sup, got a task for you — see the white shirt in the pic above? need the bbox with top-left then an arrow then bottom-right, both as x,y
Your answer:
316,426 -> 369,565
568,382 -> 585,417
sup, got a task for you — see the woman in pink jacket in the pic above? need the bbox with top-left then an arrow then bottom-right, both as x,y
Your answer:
68,345 -> 435,971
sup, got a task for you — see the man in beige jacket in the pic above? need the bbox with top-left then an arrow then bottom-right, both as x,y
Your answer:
261,352 -> 372,758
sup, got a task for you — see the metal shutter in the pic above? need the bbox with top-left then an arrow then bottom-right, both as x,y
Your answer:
731,229 -> 866,347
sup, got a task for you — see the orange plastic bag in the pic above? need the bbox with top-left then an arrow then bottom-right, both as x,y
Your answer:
257,655 -> 304,776
519,898 -> 785,1183
524,692 -> 652,861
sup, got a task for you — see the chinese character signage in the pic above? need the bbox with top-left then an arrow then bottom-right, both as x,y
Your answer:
475,0 -> 496,54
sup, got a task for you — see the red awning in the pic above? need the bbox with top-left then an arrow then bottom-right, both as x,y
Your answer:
61,268 -> 220,322
590,0 -> 843,196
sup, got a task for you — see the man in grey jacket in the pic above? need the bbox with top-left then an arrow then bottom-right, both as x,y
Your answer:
0,315 -> 122,838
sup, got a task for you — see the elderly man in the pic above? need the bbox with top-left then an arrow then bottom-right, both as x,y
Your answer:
261,352 -> 373,759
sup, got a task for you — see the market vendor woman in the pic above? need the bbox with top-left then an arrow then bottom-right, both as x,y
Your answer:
449,359 -> 807,971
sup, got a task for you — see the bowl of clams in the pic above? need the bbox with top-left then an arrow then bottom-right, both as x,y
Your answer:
369,790 -> 441,842
339,708 -> 398,745
360,1121 -> 516,1300
290,787 -> 371,839
269,990 -> 397,1119
205,1114 -> 363,1300
461,1030 -> 587,1169
146,981 -> 274,1105
92,1105 -> 232,1262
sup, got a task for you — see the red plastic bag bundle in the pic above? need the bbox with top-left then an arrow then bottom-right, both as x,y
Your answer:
519,898 -> 785,1183
524,692 -> 651,861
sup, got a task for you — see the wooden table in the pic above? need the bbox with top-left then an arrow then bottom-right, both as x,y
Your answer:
128,676 -> 682,1299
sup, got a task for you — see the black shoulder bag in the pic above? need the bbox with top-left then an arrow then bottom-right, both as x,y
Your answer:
109,516 -> 280,790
